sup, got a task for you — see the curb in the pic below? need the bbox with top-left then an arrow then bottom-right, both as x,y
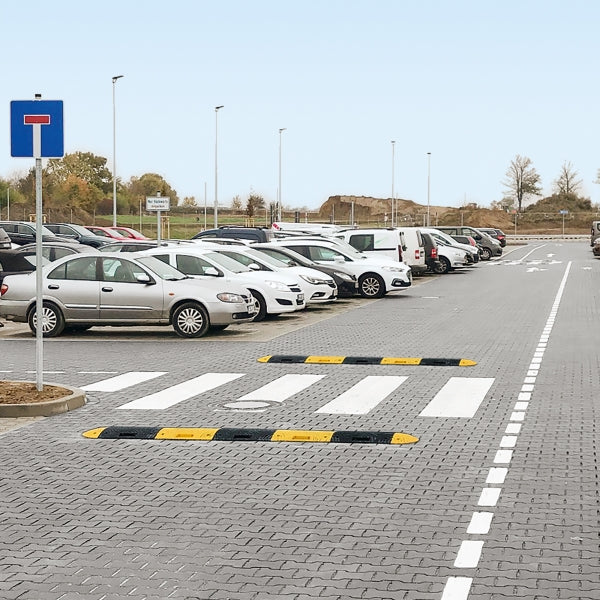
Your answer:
0,382 -> 87,418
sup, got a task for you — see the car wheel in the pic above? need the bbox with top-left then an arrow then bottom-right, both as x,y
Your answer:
480,247 -> 492,260
434,257 -> 451,274
172,302 -> 210,338
359,273 -> 385,298
249,291 -> 267,322
28,303 -> 66,337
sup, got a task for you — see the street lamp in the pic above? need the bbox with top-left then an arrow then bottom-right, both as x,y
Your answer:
214,105 -> 224,228
112,75 -> 124,227
278,128 -> 286,222
391,140 -> 396,227
426,152 -> 431,227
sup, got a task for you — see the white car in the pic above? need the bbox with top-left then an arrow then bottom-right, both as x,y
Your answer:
268,238 -> 412,298
0,253 -> 256,338
140,246 -> 306,321
207,245 -> 338,305
419,228 -> 472,272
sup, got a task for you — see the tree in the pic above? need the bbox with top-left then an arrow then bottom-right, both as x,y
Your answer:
231,195 -> 243,210
553,161 -> 582,195
181,196 -> 197,208
125,173 -> 179,215
245,193 -> 265,218
45,152 -> 113,194
502,155 -> 542,212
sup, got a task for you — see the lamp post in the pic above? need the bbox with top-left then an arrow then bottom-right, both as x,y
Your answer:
391,140 -> 396,227
278,128 -> 286,222
426,152 -> 431,227
112,75 -> 124,227
214,105 -> 224,228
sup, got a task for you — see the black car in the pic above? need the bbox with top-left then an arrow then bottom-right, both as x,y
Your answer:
45,223 -> 111,248
419,232 -> 444,274
479,227 -> 507,247
251,243 -> 359,297
192,226 -> 273,243
0,242 -> 98,285
0,221 -> 61,246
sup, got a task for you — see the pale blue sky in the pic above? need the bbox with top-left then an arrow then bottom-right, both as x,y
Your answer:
2,0 -> 599,211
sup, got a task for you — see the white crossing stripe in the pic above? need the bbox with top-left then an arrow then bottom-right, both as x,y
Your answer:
238,374 -> 325,403
454,540 -> 484,568
418,377 -> 494,418
81,371 -> 167,392
441,577 -> 473,600
315,376 -> 408,415
117,373 -> 244,410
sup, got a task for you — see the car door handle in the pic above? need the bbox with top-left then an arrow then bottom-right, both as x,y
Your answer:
102,286 -> 114,292
47,284 -> 59,290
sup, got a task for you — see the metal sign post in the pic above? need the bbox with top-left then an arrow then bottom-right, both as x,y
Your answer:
10,96 -> 64,391
146,194 -> 170,246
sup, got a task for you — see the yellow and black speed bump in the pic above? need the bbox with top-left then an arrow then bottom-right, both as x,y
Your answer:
257,355 -> 476,367
83,426 -> 419,445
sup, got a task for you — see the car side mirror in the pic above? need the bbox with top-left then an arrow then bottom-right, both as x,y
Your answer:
135,273 -> 153,284
248,262 -> 261,271
204,267 -> 220,277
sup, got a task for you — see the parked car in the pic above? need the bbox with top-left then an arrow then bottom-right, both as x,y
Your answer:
192,226 -> 273,243
251,243 -> 359,297
593,237 -> 600,257
419,232 -> 444,274
479,227 -> 507,247
140,245 -> 306,321
333,227 -> 426,276
0,221 -> 61,246
45,223 -> 111,248
0,253 -> 256,337
98,239 -> 196,253
590,221 -> 600,246
450,235 -> 481,263
84,225 -> 129,239
435,226 -> 502,260
417,228 -> 471,273
268,238 -> 412,298
109,226 -> 149,240
0,242 -> 99,285
0,227 -> 12,250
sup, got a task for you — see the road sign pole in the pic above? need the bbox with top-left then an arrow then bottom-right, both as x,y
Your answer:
34,155 -> 43,391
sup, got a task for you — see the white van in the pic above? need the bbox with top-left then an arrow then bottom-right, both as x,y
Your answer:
333,227 -> 427,276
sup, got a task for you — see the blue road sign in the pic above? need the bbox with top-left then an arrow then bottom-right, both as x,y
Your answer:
10,100 -> 64,158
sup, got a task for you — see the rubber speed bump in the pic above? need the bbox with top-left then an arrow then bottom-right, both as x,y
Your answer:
83,426 -> 418,445
258,355 -> 476,367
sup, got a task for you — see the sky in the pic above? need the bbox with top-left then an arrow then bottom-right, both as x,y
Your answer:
2,0 -> 600,212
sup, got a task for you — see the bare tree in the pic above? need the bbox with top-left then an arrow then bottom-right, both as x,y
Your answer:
502,155 -> 542,212
553,161 -> 582,195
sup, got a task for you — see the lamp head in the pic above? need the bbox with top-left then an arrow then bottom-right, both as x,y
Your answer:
112,75 -> 124,83
215,105 -> 224,111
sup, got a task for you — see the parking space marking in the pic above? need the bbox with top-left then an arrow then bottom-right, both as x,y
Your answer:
81,371 -> 167,392
418,377 -> 494,418
238,374 -> 326,403
315,375 -> 408,415
117,373 -> 244,410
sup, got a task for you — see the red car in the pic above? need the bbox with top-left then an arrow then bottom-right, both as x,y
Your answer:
84,226 -> 128,240
109,226 -> 149,240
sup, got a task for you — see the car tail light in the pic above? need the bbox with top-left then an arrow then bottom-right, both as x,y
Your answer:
431,247 -> 437,259
415,250 -> 420,260
1,283 -> 8,296
397,245 -> 403,262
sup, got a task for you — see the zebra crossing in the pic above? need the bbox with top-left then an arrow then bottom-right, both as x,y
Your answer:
73,370 -> 495,417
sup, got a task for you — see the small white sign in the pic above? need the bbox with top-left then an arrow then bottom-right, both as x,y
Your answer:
146,196 -> 170,211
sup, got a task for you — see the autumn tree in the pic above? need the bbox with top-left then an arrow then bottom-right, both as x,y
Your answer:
125,173 -> 180,214
231,195 -> 243,210
553,161 -> 582,196
45,152 -> 113,194
245,193 -> 265,218
181,196 -> 197,208
502,155 -> 542,212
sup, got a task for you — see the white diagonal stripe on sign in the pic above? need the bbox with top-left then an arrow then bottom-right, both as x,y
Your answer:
81,372 -> 167,392
315,376 -> 408,415
418,377 -> 494,418
239,374 -> 325,403
117,373 -> 244,410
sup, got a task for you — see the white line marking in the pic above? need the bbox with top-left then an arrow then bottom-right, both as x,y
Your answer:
419,377 -> 494,418
239,374 -> 324,403
117,373 -> 244,410
510,411 -> 526,421
81,371 -> 167,392
499,436 -> 518,448
494,450 -> 513,464
505,423 -> 521,434
514,401 -> 529,410
454,541 -> 484,568
467,512 -> 494,535
315,376 -> 407,415
478,488 -> 501,506
486,467 -> 508,484
441,577 -> 473,600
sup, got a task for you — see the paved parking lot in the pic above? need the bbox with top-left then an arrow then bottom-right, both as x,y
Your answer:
0,242 -> 598,599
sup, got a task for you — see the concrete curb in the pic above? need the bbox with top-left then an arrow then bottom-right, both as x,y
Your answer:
0,382 -> 86,418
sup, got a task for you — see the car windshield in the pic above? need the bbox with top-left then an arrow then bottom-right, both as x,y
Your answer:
240,248 -> 288,268
136,256 -> 187,280
257,247 -> 312,266
201,251 -> 252,274
66,224 -> 92,236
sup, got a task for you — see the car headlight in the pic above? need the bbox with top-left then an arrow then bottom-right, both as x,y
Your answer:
299,274 -> 331,285
217,292 -> 245,303
333,271 -> 355,281
380,265 -> 407,273
265,280 -> 291,291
